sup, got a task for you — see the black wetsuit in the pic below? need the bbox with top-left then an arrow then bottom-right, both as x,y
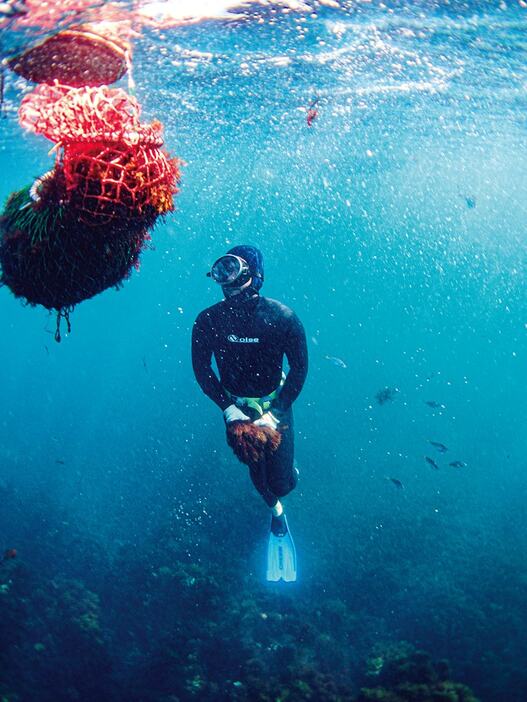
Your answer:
192,293 -> 308,505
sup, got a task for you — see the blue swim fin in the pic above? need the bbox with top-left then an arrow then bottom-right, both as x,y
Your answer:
266,513 -> 297,582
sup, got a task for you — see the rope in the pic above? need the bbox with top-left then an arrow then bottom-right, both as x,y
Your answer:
54,307 -> 72,343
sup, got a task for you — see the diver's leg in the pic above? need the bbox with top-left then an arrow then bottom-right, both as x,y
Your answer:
266,407 -> 297,500
248,459 -> 279,507
245,407 -> 296,509
265,409 -> 298,581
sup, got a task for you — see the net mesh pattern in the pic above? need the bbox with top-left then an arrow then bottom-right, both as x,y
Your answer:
19,83 -> 180,225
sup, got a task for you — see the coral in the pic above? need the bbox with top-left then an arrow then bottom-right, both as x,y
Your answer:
0,484 -> 514,702
357,644 -> 480,702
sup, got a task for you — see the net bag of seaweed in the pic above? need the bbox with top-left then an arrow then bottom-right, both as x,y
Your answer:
0,83 -> 181,339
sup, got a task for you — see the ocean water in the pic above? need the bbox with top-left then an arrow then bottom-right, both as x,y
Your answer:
1,1 -> 527,700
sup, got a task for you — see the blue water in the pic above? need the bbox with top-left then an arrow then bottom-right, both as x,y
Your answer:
1,2 -> 527,700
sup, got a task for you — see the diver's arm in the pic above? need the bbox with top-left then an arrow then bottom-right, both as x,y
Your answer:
191,314 -> 231,410
272,313 -> 308,413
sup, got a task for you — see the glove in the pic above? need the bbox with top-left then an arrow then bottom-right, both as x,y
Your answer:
253,411 -> 279,431
223,404 -> 250,423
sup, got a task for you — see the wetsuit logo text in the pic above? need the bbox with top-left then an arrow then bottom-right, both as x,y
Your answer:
227,334 -> 260,343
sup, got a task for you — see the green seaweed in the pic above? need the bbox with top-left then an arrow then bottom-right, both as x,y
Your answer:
2,185 -> 65,245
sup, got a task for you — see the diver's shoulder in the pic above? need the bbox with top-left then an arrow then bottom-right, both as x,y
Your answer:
259,296 -> 297,319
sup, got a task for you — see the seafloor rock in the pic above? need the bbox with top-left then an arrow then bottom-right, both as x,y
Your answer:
357,643 -> 479,702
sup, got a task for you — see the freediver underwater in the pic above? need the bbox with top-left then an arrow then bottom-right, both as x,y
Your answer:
1,2 -> 526,700
192,245 -> 308,581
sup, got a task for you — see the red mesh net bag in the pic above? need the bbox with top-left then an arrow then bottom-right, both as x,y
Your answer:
19,83 -> 180,226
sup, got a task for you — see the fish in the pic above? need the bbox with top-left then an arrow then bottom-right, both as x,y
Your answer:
3,548 -> 17,560
142,356 -> 148,373
55,459 -> 65,465
306,96 -> 320,127
324,355 -> 347,369
376,387 -> 398,405
465,196 -> 476,209
425,400 -> 443,408
425,456 -> 439,470
307,107 -> 318,127
449,460 -> 466,468
385,477 -> 404,489
429,440 -> 448,453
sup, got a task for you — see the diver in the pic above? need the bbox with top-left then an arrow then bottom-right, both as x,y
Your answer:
192,245 -> 308,581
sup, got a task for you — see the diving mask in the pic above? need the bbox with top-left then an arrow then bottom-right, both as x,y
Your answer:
207,254 -> 250,286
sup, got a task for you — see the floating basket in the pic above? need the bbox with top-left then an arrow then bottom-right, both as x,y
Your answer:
8,24 -> 130,87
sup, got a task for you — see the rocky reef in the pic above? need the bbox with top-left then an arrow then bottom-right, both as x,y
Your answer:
0,483 -> 522,701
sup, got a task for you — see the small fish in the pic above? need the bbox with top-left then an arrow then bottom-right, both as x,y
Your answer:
465,196 -> 476,209
449,460 -> 466,468
429,440 -> 448,453
306,96 -> 320,127
310,336 -> 319,346
142,356 -> 148,373
55,459 -> 65,465
307,108 -> 318,127
44,345 -> 49,355
385,477 -> 404,489
425,456 -> 439,470
3,548 -> 17,560
376,387 -> 398,405
324,355 -> 347,369
425,400 -> 443,408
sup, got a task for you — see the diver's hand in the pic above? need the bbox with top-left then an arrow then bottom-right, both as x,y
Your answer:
223,404 -> 250,423
253,411 -> 279,431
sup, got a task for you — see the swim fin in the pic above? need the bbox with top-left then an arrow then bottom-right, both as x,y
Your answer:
266,513 -> 297,582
